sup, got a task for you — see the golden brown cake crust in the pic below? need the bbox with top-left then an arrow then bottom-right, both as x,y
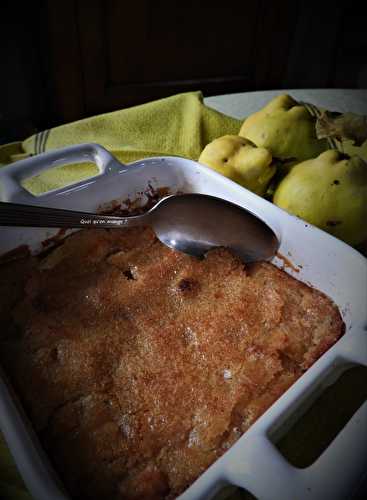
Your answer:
0,227 -> 344,500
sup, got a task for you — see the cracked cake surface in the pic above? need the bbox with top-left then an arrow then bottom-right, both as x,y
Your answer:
0,227 -> 344,499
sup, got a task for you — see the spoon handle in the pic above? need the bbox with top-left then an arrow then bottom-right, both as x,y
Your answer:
0,202 -> 147,229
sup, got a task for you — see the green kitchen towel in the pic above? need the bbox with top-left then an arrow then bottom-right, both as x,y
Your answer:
0,91 -> 241,500
0,91 -> 241,195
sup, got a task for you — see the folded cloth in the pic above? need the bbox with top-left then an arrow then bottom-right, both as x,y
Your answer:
0,91 -> 241,499
0,91 -> 241,195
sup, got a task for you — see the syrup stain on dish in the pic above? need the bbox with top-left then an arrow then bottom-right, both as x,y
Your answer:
275,252 -> 302,273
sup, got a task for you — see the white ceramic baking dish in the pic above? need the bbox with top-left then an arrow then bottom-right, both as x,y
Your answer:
0,143 -> 366,500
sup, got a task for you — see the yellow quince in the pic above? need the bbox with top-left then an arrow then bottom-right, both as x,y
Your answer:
239,94 -> 328,161
198,135 -> 276,195
273,150 -> 367,245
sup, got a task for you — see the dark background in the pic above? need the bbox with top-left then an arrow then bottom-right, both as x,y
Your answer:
0,2 -> 366,499
0,1 -> 366,143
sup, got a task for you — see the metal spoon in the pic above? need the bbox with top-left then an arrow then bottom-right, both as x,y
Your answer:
0,194 -> 279,262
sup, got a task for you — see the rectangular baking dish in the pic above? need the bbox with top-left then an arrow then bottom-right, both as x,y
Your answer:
0,143 -> 366,500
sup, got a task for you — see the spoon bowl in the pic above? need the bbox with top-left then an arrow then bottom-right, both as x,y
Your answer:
149,194 -> 279,262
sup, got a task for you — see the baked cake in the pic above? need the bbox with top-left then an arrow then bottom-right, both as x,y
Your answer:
0,227 -> 344,499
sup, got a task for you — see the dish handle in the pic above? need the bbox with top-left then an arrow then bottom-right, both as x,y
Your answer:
0,143 -> 123,203
223,362 -> 367,500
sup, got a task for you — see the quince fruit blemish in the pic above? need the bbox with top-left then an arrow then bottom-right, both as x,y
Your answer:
239,94 -> 328,162
198,135 -> 276,195
273,150 -> 367,246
